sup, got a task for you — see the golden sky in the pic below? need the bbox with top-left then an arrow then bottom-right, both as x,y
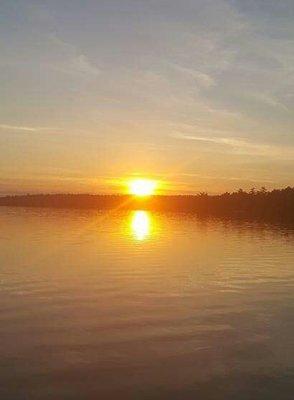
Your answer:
1,1 -> 294,194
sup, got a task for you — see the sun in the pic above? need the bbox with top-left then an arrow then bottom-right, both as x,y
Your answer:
129,179 -> 157,197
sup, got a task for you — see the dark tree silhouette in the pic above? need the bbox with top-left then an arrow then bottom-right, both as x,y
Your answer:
1,187 -> 294,222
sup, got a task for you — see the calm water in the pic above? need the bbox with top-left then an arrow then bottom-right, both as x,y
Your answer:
1,207 -> 294,399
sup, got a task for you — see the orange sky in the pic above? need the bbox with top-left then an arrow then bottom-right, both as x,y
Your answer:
1,1 -> 294,195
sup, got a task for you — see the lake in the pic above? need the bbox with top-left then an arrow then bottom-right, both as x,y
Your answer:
1,207 -> 294,399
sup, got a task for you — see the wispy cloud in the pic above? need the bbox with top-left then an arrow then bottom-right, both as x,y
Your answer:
0,124 -> 58,132
171,132 -> 294,159
173,172 -> 275,184
169,63 -> 216,88
171,133 -> 247,147
49,34 -> 101,77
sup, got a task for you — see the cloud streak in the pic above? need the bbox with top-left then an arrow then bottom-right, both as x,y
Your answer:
0,124 -> 59,132
172,133 -> 294,160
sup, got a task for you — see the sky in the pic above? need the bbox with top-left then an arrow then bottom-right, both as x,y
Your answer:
0,0 -> 294,194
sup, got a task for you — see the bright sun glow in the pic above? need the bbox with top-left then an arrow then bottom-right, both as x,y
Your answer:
131,211 -> 151,241
129,179 -> 157,197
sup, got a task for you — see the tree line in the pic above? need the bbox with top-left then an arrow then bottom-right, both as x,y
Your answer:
0,186 -> 294,222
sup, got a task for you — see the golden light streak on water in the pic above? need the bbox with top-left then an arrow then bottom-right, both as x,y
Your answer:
131,210 -> 151,241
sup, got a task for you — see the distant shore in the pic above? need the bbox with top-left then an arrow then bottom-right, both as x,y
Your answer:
1,187 -> 294,222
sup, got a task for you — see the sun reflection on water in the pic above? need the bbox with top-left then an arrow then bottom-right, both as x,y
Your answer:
131,211 -> 151,241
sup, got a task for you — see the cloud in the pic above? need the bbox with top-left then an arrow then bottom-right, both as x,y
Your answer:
171,132 -> 294,159
169,63 -> 216,88
248,91 -> 289,111
173,172 -> 275,184
72,55 -> 100,76
0,124 -> 58,132
48,34 -> 101,77
172,133 -> 246,146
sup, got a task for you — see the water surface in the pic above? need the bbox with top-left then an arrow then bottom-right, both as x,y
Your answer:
1,207 -> 294,399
